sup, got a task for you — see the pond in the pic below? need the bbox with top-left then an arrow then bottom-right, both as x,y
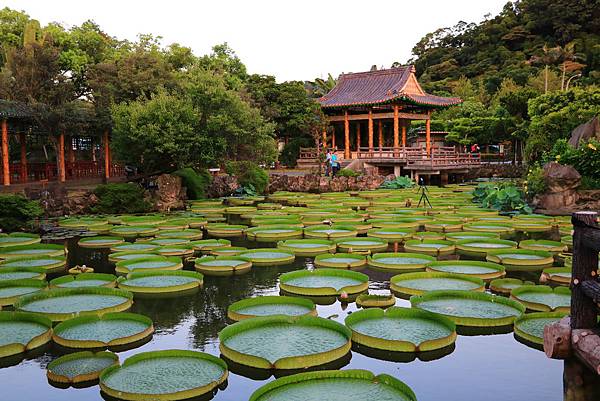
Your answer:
0,190 -> 598,401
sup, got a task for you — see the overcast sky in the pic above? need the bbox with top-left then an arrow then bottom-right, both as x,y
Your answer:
4,0 -> 508,82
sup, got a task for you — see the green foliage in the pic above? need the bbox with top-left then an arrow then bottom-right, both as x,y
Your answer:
525,164 -> 547,197
279,137 -> 314,167
226,161 -> 269,195
472,183 -> 532,214
173,168 -> 212,200
337,168 -> 361,178
0,194 -> 43,231
379,176 -> 414,189
580,175 -> 600,190
542,138 -> 600,189
91,183 -> 151,214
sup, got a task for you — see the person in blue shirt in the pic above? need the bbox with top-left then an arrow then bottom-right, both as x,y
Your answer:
330,152 -> 339,177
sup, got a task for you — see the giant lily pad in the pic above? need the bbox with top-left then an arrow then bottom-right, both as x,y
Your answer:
47,351 -> 118,385
0,311 -> 53,358
510,285 -> 570,312
109,226 -> 159,238
335,238 -> 388,253
355,294 -> 396,309
444,231 -> 499,243
462,222 -> 515,235
0,233 -> 41,247
78,236 -> 124,249
0,243 -> 64,259
486,249 -> 554,271
411,290 -> 525,327
345,306 -> 456,352
519,240 -> 567,254
304,225 -> 358,239
279,269 -> 369,296
367,228 -> 414,242
50,273 -> 117,289
246,226 -> 303,242
403,239 -> 455,257
0,279 -> 46,306
227,296 -> 317,321
239,249 -> 295,266
426,261 -> 505,281
194,256 -> 252,276
219,315 -> 351,370
115,256 -> 183,275
390,272 -> 484,298
14,287 -> 133,322
424,220 -> 463,233
100,350 -> 228,400
108,251 -> 159,263
0,255 -> 66,274
367,253 -> 435,272
155,229 -> 203,240
206,224 -> 247,238
540,267 -> 571,286
110,243 -> 159,253
513,311 -> 568,348
314,253 -> 367,270
117,271 -> 203,295
489,278 -> 531,295
249,370 -> 416,401
455,239 -> 517,259
52,312 -> 153,349
0,266 -> 46,282
190,239 -> 231,253
277,239 -> 336,257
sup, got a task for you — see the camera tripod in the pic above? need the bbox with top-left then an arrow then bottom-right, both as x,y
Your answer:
417,180 -> 432,208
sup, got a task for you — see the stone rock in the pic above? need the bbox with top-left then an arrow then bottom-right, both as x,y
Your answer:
543,162 -> 581,192
206,175 -> 239,198
266,173 -> 390,194
153,174 -> 185,212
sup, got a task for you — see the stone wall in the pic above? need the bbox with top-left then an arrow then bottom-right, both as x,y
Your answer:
24,185 -> 97,217
267,174 -> 393,193
464,163 -> 525,180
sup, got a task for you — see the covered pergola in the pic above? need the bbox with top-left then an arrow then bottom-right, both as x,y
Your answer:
317,66 -> 462,159
0,100 -> 120,187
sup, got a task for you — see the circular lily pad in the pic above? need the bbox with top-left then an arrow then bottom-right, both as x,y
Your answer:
489,278 -> 532,295
367,228 -> 414,242
50,273 -> 117,289
190,239 -> 231,253
519,239 -> 566,254
541,267 -> 571,285
155,245 -> 195,258
345,306 -> 456,352
206,224 -> 247,238
390,272 -> 484,298
279,269 -> 369,296
195,256 -> 252,276
367,253 -> 435,272
120,216 -> 167,226
115,256 -> 183,275
108,251 -> 159,263
239,249 -> 295,266
444,231 -> 499,243
210,246 -> 248,256
403,239 -> 455,257
100,349 -> 228,400
117,271 -> 203,295
276,239 -> 335,257
59,217 -> 108,229
0,255 -> 66,274
156,229 -> 203,240
219,315 -> 351,370
513,311 -> 568,348
411,290 -> 525,327
356,294 -> 396,309
486,249 -> 554,271
14,287 -> 133,322
110,226 -> 159,238
52,312 -> 153,348
78,236 -> 124,249
246,226 -> 303,242
110,243 -> 159,253
410,231 -> 446,241
0,266 -> 46,282
249,369 -> 416,401
47,351 -> 118,385
156,219 -> 189,230
335,238 -> 388,253
304,225 -> 358,239
0,311 -> 53,358
424,220 -> 463,233
146,238 -> 190,247
0,243 -> 65,259
0,233 -> 41,247
0,279 -> 46,306
426,261 -> 505,281
511,221 -> 553,233
314,253 -> 367,269
510,285 -> 570,312
228,296 -> 317,321
462,222 -> 515,235
455,239 -> 518,259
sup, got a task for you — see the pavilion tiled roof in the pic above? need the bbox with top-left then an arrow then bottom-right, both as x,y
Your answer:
318,66 -> 462,108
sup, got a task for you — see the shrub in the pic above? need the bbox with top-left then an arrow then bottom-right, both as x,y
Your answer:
173,168 -> 212,200
525,164 -> 547,197
580,175 -> 600,190
337,168 -> 360,178
472,183 -> 531,214
225,161 -> 269,194
279,137 -> 314,167
379,176 -> 414,189
0,194 -> 43,232
92,183 -> 151,214
543,138 -> 600,191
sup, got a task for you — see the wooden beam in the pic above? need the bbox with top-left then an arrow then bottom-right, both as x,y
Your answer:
378,120 -> 383,151
344,111 -> 350,159
327,111 -> 430,122
332,127 -> 336,149
571,211 -> 599,329
368,109 -> 374,151
322,129 -> 327,149
58,133 -> 66,182
19,133 -> 27,183
425,114 -> 431,155
356,122 -> 361,151
104,130 -> 111,179
402,120 -> 407,147
393,105 -> 399,148
1,119 -> 9,186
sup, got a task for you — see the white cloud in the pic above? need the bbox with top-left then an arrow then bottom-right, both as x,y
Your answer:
4,0 -> 507,82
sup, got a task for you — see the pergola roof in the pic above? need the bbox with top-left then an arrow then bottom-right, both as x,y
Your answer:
318,66 -> 462,109
0,100 -> 35,120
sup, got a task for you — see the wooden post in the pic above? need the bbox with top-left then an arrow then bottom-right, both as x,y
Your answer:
344,111 -> 350,159
332,127 -> 336,149
356,122 -> 361,152
393,105 -> 399,149
425,115 -> 431,155
1,119 -> 9,186
571,211 -> 599,329
368,109 -> 374,151
378,120 -> 383,151
322,129 -> 327,149
58,133 -> 66,182
402,120 -> 407,147
103,130 -> 111,179
19,133 -> 27,183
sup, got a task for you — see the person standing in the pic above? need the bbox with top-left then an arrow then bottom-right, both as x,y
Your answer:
331,152 -> 339,177
325,149 -> 332,176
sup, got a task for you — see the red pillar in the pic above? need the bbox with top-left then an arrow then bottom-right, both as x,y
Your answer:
368,109 -> 374,151
344,112 -> 350,159
58,133 -> 66,182
426,114 -> 431,155
103,130 -> 110,179
19,133 -> 27,183
356,122 -> 361,152
2,119 -> 9,186
393,105 -> 399,149
402,121 -> 407,147
378,120 -> 383,151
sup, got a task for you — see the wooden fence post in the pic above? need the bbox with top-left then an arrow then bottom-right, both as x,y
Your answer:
571,211 -> 599,329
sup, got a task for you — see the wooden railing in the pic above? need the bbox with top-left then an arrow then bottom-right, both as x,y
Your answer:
8,161 -> 125,184
299,147 -> 318,159
544,211 -> 600,374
